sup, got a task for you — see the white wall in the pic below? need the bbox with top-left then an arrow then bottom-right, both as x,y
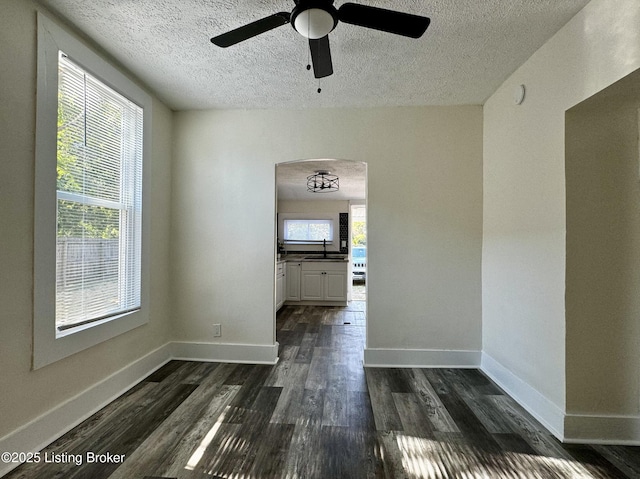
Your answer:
483,0 -> 640,440
566,70 -> 640,417
0,0 -> 173,444
172,106 -> 483,363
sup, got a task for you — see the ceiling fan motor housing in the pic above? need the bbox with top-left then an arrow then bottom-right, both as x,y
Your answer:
291,0 -> 339,39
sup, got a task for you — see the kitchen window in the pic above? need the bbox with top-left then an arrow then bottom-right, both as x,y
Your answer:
33,13 -> 151,368
283,219 -> 334,244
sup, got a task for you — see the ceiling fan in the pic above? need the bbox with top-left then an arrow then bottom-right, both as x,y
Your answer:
210,1 -> 430,79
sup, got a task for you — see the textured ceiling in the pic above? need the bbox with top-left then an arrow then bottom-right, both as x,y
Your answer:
37,0 -> 592,111
277,159 -> 366,201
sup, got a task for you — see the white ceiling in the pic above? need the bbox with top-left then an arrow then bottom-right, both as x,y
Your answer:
277,159 -> 366,201
37,0 -> 592,111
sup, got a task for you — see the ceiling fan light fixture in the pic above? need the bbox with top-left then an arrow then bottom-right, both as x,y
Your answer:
292,4 -> 338,39
211,1 -> 431,79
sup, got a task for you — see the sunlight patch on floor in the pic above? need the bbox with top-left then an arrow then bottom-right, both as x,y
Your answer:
395,434 -> 603,479
185,406 -> 229,471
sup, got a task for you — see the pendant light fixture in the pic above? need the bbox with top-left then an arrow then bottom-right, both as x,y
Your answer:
307,170 -> 339,193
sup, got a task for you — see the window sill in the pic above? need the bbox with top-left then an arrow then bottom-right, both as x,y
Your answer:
56,308 -> 142,339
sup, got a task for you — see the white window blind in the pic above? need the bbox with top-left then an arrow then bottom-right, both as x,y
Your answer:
283,219 -> 333,243
56,52 -> 143,331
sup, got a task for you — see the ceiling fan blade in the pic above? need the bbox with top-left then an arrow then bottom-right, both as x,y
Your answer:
338,3 -> 430,39
309,36 -> 333,79
211,12 -> 290,47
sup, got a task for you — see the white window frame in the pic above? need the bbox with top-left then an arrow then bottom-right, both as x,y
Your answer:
33,12 -> 152,369
277,212 -> 340,253
282,218 -> 334,244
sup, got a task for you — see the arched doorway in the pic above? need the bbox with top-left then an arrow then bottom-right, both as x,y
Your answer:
274,158 -> 368,360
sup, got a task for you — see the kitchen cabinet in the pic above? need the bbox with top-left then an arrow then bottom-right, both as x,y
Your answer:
286,262 -> 301,301
300,270 -> 324,301
276,261 -> 285,311
300,261 -> 347,303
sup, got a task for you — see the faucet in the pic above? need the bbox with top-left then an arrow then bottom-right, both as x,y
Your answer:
323,239 -> 327,258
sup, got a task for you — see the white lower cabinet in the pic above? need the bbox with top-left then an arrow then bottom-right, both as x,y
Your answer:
301,270 -> 324,301
325,270 -> 348,301
276,261 -> 285,311
300,261 -> 347,303
286,262 -> 301,301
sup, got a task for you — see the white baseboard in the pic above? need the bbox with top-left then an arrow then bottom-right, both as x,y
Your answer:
481,353 -> 640,444
364,348 -> 481,368
0,344 -> 172,477
170,341 -> 279,365
563,414 -> 640,445
480,352 -> 565,440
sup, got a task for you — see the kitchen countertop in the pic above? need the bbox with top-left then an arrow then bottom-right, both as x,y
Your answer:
278,254 -> 348,262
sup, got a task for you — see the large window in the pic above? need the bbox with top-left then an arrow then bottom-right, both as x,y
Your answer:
34,13 -> 151,368
56,53 -> 143,331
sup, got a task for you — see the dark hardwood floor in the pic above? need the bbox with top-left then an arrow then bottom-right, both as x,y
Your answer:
6,302 -> 640,478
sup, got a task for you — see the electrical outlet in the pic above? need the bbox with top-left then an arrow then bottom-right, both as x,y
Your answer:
213,324 -> 221,337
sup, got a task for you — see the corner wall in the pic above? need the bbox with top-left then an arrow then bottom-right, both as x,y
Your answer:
565,70 -> 640,442
0,0 -> 173,460
482,0 -> 640,440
